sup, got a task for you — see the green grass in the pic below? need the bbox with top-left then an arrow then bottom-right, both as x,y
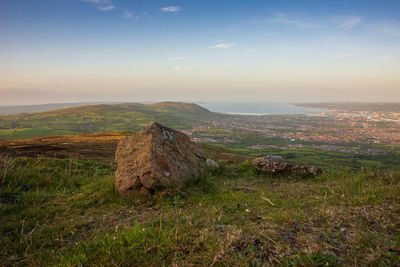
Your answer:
224,145 -> 400,170
0,102 -> 222,141
194,128 -> 400,170
0,128 -> 76,140
1,157 -> 399,266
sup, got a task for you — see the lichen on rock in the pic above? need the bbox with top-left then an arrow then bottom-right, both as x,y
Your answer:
114,123 -> 207,195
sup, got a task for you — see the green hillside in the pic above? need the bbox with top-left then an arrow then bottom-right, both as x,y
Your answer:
0,102 -> 222,140
1,156 -> 399,266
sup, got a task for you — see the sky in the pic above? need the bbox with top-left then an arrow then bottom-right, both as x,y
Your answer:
1,0 -> 400,105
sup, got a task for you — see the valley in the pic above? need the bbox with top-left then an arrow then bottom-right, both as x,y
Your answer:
1,102 -> 399,169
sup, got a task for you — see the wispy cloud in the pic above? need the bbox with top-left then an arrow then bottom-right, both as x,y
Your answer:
271,12 -> 322,29
161,6 -> 181,13
82,0 -> 104,3
336,16 -> 361,30
377,23 -> 400,37
123,10 -> 134,18
83,0 -> 115,11
209,43 -> 236,49
270,13 -> 362,31
123,10 -> 139,19
97,5 -> 115,11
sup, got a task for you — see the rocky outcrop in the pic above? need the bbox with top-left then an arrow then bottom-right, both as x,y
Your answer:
115,123 -> 207,195
252,155 -> 322,176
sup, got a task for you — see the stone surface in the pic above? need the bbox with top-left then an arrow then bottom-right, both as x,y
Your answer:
115,123 -> 207,195
252,155 -> 322,176
205,158 -> 219,168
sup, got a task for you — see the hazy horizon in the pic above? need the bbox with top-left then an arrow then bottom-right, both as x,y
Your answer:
1,0 -> 400,105
2,100 -> 400,108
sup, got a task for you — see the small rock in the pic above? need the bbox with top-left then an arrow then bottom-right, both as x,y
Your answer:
252,155 -> 322,176
205,158 -> 219,168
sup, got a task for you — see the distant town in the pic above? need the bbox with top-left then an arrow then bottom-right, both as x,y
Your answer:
184,104 -> 400,156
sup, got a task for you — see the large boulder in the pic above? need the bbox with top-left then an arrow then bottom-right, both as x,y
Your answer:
252,155 -> 322,176
115,123 -> 207,195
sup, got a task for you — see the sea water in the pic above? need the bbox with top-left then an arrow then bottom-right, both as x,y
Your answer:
200,102 -> 327,115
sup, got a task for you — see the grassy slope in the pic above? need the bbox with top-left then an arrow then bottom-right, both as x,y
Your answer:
0,102 -> 221,140
200,133 -> 400,170
1,157 -> 399,266
3,131 -> 398,170
0,133 -> 252,165
226,145 -> 400,170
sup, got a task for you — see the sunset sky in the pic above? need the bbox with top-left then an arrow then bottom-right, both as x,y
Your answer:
1,0 -> 400,105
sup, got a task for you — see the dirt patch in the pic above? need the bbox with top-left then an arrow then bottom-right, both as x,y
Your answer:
0,132 -> 251,164
0,132 -> 130,163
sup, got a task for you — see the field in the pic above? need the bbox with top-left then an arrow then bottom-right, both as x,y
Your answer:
1,102 -> 400,266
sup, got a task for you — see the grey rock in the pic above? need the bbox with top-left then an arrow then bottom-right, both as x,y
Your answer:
252,155 -> 322,176
115,123 -> 207,195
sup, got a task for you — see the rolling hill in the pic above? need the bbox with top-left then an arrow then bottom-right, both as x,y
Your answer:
0,102 -> 222,140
